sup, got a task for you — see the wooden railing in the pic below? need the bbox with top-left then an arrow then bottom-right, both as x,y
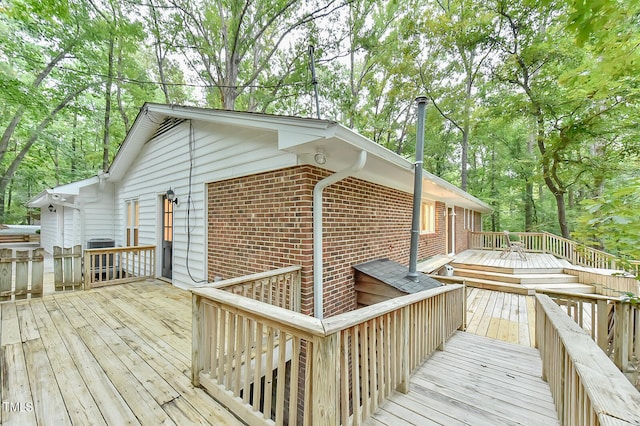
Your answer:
470,231 -> 640,274
53,245 -> 82,291
192,278 -> 465,425
536,289 -> 640,371
0,247 -> 45,301
535,294 -> 640,425
84,245 -> 155,289
204,265 -> 301,312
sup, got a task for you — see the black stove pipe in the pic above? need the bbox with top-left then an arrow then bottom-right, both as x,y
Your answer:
408,96 -> 428,281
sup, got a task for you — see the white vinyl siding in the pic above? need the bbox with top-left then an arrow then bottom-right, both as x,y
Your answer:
116,120 -> 297,286
81,184 -> 116,246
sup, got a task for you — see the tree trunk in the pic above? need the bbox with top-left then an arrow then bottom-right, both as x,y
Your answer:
102,38 -> 114,171
524,129 -> 536,231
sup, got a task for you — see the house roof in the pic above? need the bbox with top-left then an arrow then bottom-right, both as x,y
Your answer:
107,103 -> 492,213
353,258 -> 443,293
27,176 -> 101,208
29,103 -> 492,213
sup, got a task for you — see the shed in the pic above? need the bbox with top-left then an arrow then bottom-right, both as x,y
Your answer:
353,258 -> 443,308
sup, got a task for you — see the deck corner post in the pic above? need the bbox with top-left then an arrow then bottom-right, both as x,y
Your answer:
192,293 -> 204,387
437,295 -> 446,351
398,306 -> 410,394
460,283 -> 467,331
311,333 -> 340,425
83,249 -> 91,290
613,302 -> 630,370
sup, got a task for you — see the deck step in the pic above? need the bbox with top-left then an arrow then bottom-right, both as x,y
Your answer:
417,254 -> 454,274
526,283 -> 596,293
457,276 -> 595,295
453,267 -> 579,285
450,262 -> 565,275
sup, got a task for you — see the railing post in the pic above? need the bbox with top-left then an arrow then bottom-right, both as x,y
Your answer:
613,302 -> 630,371
398,306 -> 410,394
312,333 -> 339,425
192,294 -> 203,387
596,299 -> 608,351
438,295 -> 446,351
84,250 -> 92,290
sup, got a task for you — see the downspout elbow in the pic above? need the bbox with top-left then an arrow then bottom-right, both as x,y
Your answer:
313,150 -> 367,319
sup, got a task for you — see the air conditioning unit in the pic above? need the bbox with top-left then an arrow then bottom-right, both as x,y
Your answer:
87,238 -> 116,278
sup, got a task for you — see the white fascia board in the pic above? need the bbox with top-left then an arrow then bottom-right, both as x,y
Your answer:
332,124 -> 493,213
26,176 -> 101,208
146,103 -> 336,133
333,124 -> 414,171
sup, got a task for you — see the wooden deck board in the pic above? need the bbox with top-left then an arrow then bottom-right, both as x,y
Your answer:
366,332 -> 559,426
463,287 -> 536,347
0,280 -> 242,426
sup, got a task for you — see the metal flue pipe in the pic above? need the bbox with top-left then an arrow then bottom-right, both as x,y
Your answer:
408,96 -> 428,281
309,45 -> 321,119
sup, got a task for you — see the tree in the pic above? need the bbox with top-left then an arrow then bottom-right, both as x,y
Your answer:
416,0 -> 496,191
490,0 -> 638,238
160,0 -> 349,111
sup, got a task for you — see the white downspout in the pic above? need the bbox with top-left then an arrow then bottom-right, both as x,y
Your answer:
313,150 -> 367,319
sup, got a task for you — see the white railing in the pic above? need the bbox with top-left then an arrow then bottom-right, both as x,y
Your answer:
192,275 -> 465,425
535,293 -> 640,425
84,245 -> 155,289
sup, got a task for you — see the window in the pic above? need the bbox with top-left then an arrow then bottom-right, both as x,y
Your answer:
126,199 -> 139,246
420,201 -> 436,233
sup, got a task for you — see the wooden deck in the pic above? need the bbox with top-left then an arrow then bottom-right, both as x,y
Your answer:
366,332 -> 559,426
453,249 -> 573,272
0,279 -> 241,425
1,278 -> 555,425
465,287 -> 536,347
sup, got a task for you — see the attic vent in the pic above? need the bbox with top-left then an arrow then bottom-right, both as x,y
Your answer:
151,117 -> 187,140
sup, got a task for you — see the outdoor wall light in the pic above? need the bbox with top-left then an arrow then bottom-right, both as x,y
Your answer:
166,188 -> 178,205
48,204 -> 56,213
314,149 -> 327,165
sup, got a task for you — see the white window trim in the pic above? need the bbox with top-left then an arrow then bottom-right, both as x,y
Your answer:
125,198 -> 139,247
420,200 -> 436,234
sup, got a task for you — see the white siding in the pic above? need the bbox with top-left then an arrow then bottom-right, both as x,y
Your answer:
40,209 -> 59,254
62,206 -> 80,248
79,183 -> 115,247
115,120 -> 297,287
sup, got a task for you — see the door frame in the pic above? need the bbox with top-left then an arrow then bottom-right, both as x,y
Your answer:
447,206 -> 455,255
158,193 -> 174,280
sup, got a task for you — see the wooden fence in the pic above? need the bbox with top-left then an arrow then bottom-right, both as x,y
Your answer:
0,247 -> 45,301
538,289 -> 639,372
470,231 -> 640,274
84,245 -> 155,289
535,293 -> 640,425
192,272 -> 464,426
53,245 -> 83,291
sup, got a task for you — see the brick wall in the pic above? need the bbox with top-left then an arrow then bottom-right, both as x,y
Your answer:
208,165 -> 448,318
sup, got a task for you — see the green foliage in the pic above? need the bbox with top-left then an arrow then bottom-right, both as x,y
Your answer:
0,0 -> 638,258
573,177 -> 640,259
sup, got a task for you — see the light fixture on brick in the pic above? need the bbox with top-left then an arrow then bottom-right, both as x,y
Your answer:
314,148 -> 327,165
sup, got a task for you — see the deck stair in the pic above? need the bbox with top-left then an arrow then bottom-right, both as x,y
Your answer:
450,251 -> 595,295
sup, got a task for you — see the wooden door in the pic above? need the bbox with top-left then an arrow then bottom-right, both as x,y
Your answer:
162,196 -> 173,279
